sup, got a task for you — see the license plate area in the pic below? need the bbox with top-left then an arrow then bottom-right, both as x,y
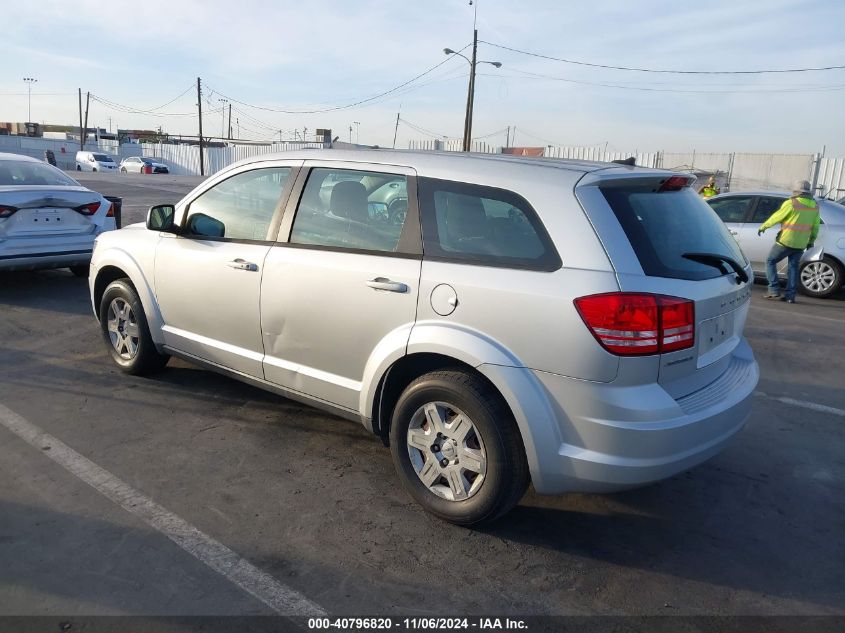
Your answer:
32,209 -> 65,226
698,312 -> 735,361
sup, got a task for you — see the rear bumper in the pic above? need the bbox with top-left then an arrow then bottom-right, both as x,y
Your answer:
490,339 -> 759,494
0,228 -> 112,271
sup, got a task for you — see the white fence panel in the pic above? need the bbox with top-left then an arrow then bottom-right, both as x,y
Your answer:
815,157 -> 845,199
0,135 -> 116,170
729,153 -> 814,193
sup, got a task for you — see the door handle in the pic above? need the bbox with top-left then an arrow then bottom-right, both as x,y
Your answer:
366,277 -> 408,293
227,258 -> 258,271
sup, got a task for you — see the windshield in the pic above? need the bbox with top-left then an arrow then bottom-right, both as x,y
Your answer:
602,186 -> 747,281
0,160 -> 80,187
93,154 -> 114,162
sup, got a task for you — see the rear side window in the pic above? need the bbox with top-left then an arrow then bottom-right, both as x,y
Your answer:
602,186 -> 747,281
289,168 -> 411,253
417,177 -> 560,271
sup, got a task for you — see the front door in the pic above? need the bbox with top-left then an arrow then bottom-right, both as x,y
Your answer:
260,163 -> 421,411
741,195 -> 788,272
155,165 -> 296,377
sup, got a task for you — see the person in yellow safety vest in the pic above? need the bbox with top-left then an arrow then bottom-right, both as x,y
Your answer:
698,176 -> 721,198
758,179 -> 821,303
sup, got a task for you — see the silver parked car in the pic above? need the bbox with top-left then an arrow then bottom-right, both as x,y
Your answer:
707,192 -> 845,297
89,150 -> 759,524
0,152 -> 116,276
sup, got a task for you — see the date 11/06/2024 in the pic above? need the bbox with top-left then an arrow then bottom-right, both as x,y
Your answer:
307,617 -> 528,630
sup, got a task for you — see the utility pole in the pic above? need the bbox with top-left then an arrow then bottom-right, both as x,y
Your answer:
392,110 -> 400,149
78,88 -> 84,151
505,125 -> 510,148
228,103 -> 232,140
197,77 -> 205,176
83,91 -> 90,147
237,118 -> 240,139
353,121 -> 360,144
464,28 -> 478,151
108,117 -> 112,133
349,125 -> 352,143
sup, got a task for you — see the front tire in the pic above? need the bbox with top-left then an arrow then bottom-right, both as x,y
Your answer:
800,256 -> 843,298
99,279 -> 169,375
389,370 -> 529,525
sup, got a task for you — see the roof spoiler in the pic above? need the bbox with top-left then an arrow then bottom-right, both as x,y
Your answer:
611,157 -> 636,166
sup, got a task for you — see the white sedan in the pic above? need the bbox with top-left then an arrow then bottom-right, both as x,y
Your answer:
119,156 -> 170,174
0,153 -> 116,276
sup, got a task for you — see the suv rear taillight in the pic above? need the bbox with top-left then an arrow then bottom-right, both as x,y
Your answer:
74,202 -> 100,216
574,293 -> 695,356
0,205 -> 18,218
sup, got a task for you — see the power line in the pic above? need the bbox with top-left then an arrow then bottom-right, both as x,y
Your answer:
481,68 -> 845,94
205,44 -> 471,115
480,40 -> 845,74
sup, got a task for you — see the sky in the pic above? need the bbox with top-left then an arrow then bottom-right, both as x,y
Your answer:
2,0 -> 844,155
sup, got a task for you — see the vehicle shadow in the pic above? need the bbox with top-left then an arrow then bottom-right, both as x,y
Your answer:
478,449 -> 844,611
0,270 -> 91,316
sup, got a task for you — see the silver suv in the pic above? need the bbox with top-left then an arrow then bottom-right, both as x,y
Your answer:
89,150 -> 759,524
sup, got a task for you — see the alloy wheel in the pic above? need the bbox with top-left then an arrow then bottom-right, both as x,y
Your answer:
106,298 -> 140,359
406,402 -> 487,501
801,261 -> 837,294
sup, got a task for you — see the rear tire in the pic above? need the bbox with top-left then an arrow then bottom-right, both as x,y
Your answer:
99,279 -> 169,375
389,370 -> 529,525
69,265 -> 89,278
799,256 -> 843,298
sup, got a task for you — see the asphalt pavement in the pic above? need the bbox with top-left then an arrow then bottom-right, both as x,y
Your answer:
0,173 -> 843,617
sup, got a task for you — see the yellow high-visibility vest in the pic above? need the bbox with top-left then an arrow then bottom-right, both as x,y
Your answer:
759,196 -> 821,249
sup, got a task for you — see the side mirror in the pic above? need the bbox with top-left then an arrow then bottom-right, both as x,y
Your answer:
147,204 -> 177,232
185,212 -> 225,238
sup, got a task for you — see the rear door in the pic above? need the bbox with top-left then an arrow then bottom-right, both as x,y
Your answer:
260,162 -> 421,411
577,173 -> 754,399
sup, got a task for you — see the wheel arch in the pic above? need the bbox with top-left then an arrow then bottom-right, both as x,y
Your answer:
92,250 -> 164,345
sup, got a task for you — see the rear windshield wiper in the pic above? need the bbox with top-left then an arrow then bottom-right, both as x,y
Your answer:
682,252 -> 749,284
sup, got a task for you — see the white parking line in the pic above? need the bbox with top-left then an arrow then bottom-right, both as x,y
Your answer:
0,403 -> 325,617
755,392 -> 845,417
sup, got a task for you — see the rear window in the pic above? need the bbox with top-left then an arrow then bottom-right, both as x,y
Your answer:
0,160 -> 79,187
602,186 -> 747,281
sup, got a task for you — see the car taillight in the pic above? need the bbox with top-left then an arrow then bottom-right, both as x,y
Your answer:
106,202 -> 115,217
0,205 -> 18,218
574,293 -> 695,356
75,202 -> 100,216
658,175 -> 693,192
143,165 -> 152,174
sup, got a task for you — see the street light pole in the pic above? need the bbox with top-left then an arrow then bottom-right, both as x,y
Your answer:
444,44 -> 501,152
23,77 -> 37,123
218,98 -> 228,139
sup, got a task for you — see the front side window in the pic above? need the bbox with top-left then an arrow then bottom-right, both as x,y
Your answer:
707,196 -> 753,223
289,168 -> 409,253
185,167 -> 291,240
93,154 -> 113,163
417,177 -> 559,270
